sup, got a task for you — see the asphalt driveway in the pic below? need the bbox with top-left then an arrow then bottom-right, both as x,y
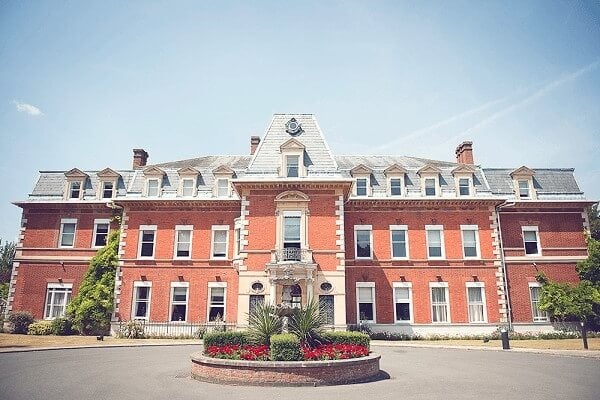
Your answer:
1,344 -> 598,400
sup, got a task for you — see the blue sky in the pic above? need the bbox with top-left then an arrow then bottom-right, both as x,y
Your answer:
0,1 -> 599,241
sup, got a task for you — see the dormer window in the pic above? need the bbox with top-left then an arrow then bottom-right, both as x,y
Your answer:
286,155 -> 299,177
518,180 -> 530,199
177,166 -> 199,198
510,166 -> 536,200
356,178 -> 368,196
280,138 -> 306,178
69,181 -> 82,199
451,164 -> 475,197
384,164 -> 407,197
350,164 -> 373,197
212,165 -> 234,198
458,178 -> 470,196
424,179 -> 436,196
418,164 -> 442,198
64,168 -> 88,200
147,179 -> 160,197
96,168 -> 120,200
217,178 -> 230,197
390,179 -> 402,196
181,179 -> 195,197
101,181 -> 114,199
143,166 -> 165,198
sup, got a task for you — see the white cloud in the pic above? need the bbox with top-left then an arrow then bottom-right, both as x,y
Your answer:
12,100 -> 44,116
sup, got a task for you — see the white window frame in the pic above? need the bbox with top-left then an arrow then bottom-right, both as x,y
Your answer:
180,178 -> 196,197
423,177 -> 438,197
522,226 -> 542,256
207,282 -> 227,322
101,181 -> 115,199
356,282 -> 376,323
355,177 -> 370,197
132,281 -> 152,321
354,225 -> 373,260
44,282 -> 73,320
430,282 -> 451,323
59,218 -> 77,248
457,177 -> 472,197
393,282 -> 413,323
425,225 -> 445,259
211,225 -> 229,259
388,177 -> 404,196
460,225 -> 480,259
518,179 -> 531,199
466,282 -> 487,323
69,180 -> 83,200
169,281 -> 189,323
146,178 -> 161,197
173,225 -> 193,259
216,178 -> 230,197
389,225 -> 409,259
529,282 -> 549,322
92,218 -> 111,248
285,154 -> 300,178
138,225 -> 157,259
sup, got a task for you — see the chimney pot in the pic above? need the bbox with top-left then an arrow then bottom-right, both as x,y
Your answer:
133,149 -> 149,169
455,141 -> 474,164
250,136 -> 261,155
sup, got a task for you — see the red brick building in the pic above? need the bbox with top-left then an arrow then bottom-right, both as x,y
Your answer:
5,114 -> 593,335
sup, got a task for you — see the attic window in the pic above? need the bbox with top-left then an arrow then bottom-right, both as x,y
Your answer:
102,182 -> 114,199
518,180 -> 530,199
69,181 -> 82,199
285,118 -> 303,136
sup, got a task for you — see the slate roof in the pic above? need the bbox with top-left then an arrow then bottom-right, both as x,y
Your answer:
483,168 -> 584,200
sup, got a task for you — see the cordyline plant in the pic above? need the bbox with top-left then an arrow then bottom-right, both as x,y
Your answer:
288,298 -> 327,347
246,302 -> 282,345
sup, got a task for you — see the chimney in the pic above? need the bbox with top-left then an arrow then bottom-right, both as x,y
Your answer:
132,149 -> 149,169
250,136 -> 261,155
455,141 -> 474,164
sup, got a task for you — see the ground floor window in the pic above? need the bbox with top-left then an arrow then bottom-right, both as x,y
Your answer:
319,295 -> 334,325
430,283 -> 450,323
132,282 -> 151,320
170,283 -> 189,322
208,283 -> 227,321
466,283 -> 487,323
249,294 -> 264,315
393,282 -> 412,323
529,282 -> 549,322
356,282 -> 375,323
44,283 -> 72,319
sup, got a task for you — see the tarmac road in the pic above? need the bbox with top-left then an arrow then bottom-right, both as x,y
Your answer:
1,344 -> 599,400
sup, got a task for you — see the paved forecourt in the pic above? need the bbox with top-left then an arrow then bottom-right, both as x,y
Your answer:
1,344 -> 598,400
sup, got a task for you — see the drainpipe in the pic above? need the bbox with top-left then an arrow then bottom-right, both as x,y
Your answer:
496,201 -> 515,331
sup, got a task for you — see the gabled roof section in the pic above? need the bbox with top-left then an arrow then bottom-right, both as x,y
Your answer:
212,165 -> 234,176
510,166 -> 535,178
383,164 -> 407,176
280,138 -> 305,150
451,164 -> 476,175
417,164 -> 442,175
177,166 -> 199,176
142,166 -> 165,176
64,168 -> 88,179
350,164 -> 373,176
97,168 -> 120,178
246,114 -> 338,176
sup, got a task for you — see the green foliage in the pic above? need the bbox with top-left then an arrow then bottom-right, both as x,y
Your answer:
577,237 -> 600,284
27,320 -> 54,335
0,239 -> 16,283
116,320 -> 146,339
321,331 -> 370,348
203,331 -> 248,348
66,230 -> 120,335
50,317 -> 74,335
288,299 -> 327,347
587,203 -> 600,241
8,311 -> 34,334
246,302 -> 282,345
538,280 -> 600,322
0,282 -> 8,301
269,333 -> 302,361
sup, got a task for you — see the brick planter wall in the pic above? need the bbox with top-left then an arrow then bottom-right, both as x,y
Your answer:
190,352 -> 381,386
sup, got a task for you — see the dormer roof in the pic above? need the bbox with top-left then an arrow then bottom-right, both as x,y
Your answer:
64,168 -> 88,179
280,138 -> 306,151
177,166 -> 200,176
212,165 -> 234,176
142,166 -> 165,176
350,164 -> 373,176
97,168 -> 121,179
383,164 -> 407,176
417,164 -> 442,175
510,166 -> 535,178
451,164 -> 476,175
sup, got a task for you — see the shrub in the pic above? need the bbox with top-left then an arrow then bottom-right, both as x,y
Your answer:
270,333 -> 302,361
118,320 -> 146,339
288,299 -> 327,347
50,317 -> 74,335
203,331 -> 248,348
321,331 -> 370,348
27,320 -> 54,335
246,302 -> 282,345
369,331 -> 422,341
8,311 -> 34,334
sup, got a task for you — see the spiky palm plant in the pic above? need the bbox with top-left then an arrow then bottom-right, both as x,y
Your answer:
247,302 -> 282,345
289,298 -> 327,348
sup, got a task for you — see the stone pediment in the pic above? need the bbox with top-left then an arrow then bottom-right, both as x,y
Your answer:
143,166 -> 165,176
451,164 -> 476,176
64,168 -> 88,179
350,164 -> 373,176
97,168 -> 120,179
510,166 -> 535,178
383,164 -> 407,176
177,166 -> 200,176
275,190 -> 310,202
417,164 -> 442,176
212,165 -> 234,176
280,138 -> 306,151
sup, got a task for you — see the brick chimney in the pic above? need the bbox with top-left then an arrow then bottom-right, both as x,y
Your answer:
133,149 -> 149,169
250,136 -> 261,155
455,141 -> 474,164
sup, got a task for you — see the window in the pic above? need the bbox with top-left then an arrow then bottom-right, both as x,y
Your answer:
286,155 -> 299,177
529,283 -> 548,322
458,178 -> 470,196
211,225 -> 229,259
216,178 -> 229,197
147,179 -> 160,197
69,181 -> 82,199
390,178 -> 402,196
356,283 -> 375,323
170,283 -> 188,322
44,283 -> 72,319
425,225 -> 445,259
138,225 -> 157,258
356,178 -> 368,196
174,225 -> 192,259
283,212 -> 301,260
132,282 -> 151,320
466,283 -> 487,323
101,181 -> 114,199
92,219 -> 110,248
249,294 -> 265,315
59,218 -> 77,248
518,180 -> 530,199
319,295 -> 334,325
208,283 -> 226,321
522,226 -> 541,256
424,178 -> 436,196
354,225 -> 372,259
460,225 -> 480,258
390,225 -> 408,259
181,178 -> 195,197
234,228 -> 241,258
393,283 -> 413,323
430,283 -> 450,323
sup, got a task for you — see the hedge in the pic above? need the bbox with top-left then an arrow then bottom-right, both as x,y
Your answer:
27,320 -> 54,335
321,331 -> 370,348
8,311 -> 34,334
203,331 -> 248,348
270,333 -> 302,361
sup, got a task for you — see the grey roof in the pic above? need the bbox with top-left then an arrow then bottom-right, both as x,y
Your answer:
246,114 -> 338,176
31,171 -> 136,200
483,168 -> 584,200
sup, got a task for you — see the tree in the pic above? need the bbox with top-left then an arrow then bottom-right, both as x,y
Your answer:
577,236 -> 600,284
66,230 -> 119,335
587,203 -> 600,241
0,239 -> 16,283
